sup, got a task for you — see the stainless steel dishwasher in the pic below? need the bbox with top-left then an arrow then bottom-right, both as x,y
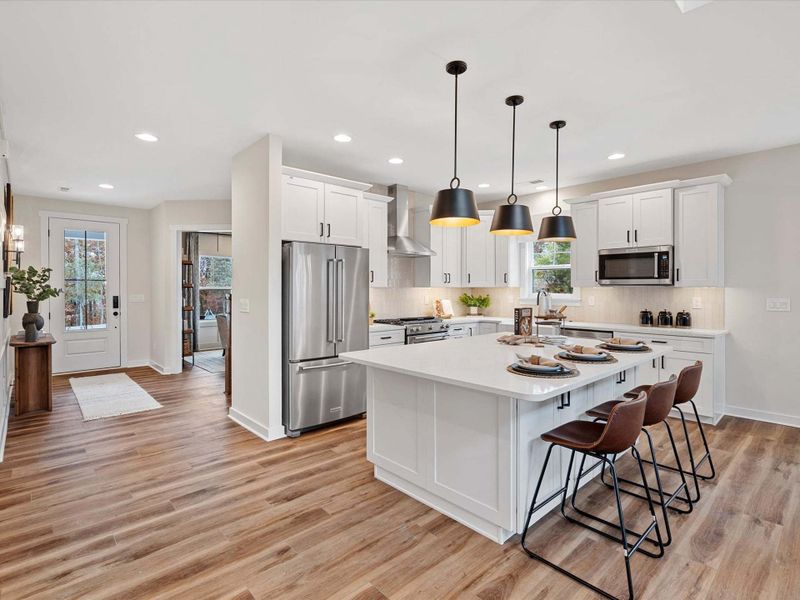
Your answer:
560,326 -> 614,341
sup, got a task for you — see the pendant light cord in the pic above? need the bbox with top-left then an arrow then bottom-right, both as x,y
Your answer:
508,104 -> 517,205
451,73 -> 459,188
553,125 -> 561,215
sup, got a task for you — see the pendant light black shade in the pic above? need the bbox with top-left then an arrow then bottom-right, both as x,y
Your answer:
431,60 -> 480,227
538,120 -> 577,242
491,95 -> 534,236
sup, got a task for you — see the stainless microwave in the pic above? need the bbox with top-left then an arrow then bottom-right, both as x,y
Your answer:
597,245 -> 673,286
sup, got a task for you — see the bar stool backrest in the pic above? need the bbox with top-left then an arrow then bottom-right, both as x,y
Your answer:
674,361 -> 703,405
593,392 -> 647,454
643,375 -> 678,426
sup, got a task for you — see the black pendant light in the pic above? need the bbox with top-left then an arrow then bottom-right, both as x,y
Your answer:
430,61 -> 480,227
538,120 -> 577,241
490,95 -> 534,236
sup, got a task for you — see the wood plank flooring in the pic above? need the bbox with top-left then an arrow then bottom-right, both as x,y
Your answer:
0,366 -> 798,599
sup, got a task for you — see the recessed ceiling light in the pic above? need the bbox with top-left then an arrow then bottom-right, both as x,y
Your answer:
98,183 -> 114,189
58,186 -> 70,192
608,152 -> 626,160
536,185 -> 548,191
388,157 -> 404,165
333,133 -> 352,143
134,132 -> 159,142
478,183 -> 490,188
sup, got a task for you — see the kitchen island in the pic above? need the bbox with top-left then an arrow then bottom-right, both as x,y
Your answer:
341,334 -> 671,544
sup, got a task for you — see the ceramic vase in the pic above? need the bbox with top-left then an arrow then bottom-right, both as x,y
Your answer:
22,300 -> 44,342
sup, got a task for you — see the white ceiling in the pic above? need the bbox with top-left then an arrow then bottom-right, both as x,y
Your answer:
1,1 -> 800,208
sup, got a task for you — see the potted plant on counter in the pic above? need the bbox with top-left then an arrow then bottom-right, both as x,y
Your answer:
9,266 -> 62,342
458,293 -> 491,316
369,309 -> 376,326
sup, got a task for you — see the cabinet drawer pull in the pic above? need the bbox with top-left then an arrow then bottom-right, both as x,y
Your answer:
504,272 -> 508,284
634,229 -> 638,243
650,340 -> 667,344
327,223 -> 331,238
370,270 -> 374,283
320,222 -> 324,237
595,269 -> 598,282
676,268 -> 680,282
380,336 -> 392,340
467,273 -> 471,284
627,230 -> 630,244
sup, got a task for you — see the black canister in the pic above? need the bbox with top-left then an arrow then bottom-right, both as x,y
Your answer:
676,310 -> 692,328
639,309 -> 653,326
657,309 -> 673,327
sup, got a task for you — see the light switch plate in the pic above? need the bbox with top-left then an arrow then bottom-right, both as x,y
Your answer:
129,294 -> 145,303
766,297 -> 791,312
692,296 -> 703,309
587,295 -> 595,307
423,295 -> 430,305
239,298 -> 250,313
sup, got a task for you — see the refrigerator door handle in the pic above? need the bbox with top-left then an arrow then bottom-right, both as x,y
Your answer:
336,258 -> 345,342
327,258 -> 336,342
298,360 -> 353,372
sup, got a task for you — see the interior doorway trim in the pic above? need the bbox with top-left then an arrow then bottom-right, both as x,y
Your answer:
167,224 -> 232,374
39,211 -> 129,369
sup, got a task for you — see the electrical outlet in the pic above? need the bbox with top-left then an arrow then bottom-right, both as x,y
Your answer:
692,296 -> 703,309
587,295 -> 595,307
239,298 -> 250,313
423,295 -> 430,305
766,297 -> 791,312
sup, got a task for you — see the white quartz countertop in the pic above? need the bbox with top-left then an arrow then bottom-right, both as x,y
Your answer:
446,316 -> 515,326
341,334 -> 670,402
559,320 -> 728,338
369,323 -> 405,333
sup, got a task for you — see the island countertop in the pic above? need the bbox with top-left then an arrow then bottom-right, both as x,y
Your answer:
341,334 -> 671,402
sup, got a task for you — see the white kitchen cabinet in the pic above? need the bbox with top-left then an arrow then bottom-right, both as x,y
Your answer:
477,322 -> 498,336
494,235 -> 520,287
569,200 -> 599,287
365,194 -> 390,288
674,183 -> 725,287
464,212 -> 495,287
632,189 -> 673,247
448,322 -> 477,338
597,194 -> 633,249
597,189 -> 672,249
413,207 -> 463,287
369,328 -> 404,347
324,184 -> 363,246
612,366 -> 638,398
282,176 -> 325,243
281,174 -> 365,247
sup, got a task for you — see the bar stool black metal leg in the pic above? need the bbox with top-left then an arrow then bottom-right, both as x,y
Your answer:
677,406 -> 702,502
522,449 -> 645,600
567,454 -> 663,557
639,419 -> 701,504
689,400 -> 717,481
663,420 -> 695,512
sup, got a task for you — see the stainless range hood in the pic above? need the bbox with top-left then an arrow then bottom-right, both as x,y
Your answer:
387,184 -> 435,257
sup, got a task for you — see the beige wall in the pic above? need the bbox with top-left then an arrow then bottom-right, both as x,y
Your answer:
14,194 -> 153,365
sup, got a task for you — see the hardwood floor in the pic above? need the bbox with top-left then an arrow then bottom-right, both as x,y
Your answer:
0,366 -> 798,599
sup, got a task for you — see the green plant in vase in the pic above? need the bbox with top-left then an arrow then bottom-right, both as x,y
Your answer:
458,293 -> 491,316
9,266 -> 62,341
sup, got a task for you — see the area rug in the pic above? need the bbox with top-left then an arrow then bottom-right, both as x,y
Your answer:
70,373 -> 162,421
194,349 -> 225,374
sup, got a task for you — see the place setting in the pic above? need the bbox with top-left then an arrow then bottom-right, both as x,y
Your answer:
596,337 -> 653,353
555,344 -> 618,364
507,353 -> 580,379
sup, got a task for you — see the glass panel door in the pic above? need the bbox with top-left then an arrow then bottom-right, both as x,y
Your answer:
63,229 -> 107,331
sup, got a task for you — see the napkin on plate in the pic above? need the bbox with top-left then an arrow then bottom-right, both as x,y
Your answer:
498,334 -> 535,346
560,344 -> 605,355
519,355 -> 561,368
608,337 -> 644,346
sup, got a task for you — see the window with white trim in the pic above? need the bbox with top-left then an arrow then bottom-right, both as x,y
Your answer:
198,255 -> 232,319
520,239 -> 580,305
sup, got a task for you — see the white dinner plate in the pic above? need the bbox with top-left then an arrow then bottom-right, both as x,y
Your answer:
514,361 -> 563,373
562,351 -> 608,361
604,342 -> 645,351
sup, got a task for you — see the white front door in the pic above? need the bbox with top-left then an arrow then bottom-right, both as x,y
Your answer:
47,218 -> 121,373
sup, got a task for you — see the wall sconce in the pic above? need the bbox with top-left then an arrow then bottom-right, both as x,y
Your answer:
5,224 -> 24,268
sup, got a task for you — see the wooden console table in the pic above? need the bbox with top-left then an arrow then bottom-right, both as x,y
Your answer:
10,333 -> 56,416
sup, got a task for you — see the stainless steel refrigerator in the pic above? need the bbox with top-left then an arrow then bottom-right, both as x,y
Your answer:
282,241 -> 369,437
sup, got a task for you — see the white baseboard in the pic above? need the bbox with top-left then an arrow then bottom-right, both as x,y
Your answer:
126,359 -> 151,369
148,361 -> 168,375
725,405 -> 800,429
228,408 -> 286,442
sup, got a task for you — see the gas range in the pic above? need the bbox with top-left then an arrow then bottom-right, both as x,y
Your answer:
374,316 -> 449,344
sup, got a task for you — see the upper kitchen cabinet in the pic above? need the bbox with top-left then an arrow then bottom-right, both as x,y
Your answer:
674,178 -> 729,287
282,176 -> 325,243
597,187 -> 673,249
495,235 -> 520,287
280,167 -> 370,246
597,194 -> 633,249
569,200 -> 599,287
413,206 -> 463,287
364,192 -> 391,288
464,211 -> 495,287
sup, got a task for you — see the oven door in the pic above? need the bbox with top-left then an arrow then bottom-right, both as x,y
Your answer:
407,331 -> 449,344
598,246 -> 673,285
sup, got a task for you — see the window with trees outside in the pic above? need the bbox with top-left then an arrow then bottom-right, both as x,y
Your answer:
198,255 -> 231,319
521,239 -> 580,304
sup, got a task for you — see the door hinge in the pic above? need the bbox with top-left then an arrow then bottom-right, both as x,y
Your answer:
48,312 -> 51,320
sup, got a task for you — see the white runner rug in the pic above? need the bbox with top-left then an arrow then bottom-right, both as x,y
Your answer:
70,373 -> 162,421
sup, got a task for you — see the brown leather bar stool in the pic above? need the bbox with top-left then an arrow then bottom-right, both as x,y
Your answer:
521,392 -> 664,600
585,376 -> 692,548
623,361 -> 714,503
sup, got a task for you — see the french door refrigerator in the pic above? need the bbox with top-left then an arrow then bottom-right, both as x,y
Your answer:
282,241 -> 369,437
